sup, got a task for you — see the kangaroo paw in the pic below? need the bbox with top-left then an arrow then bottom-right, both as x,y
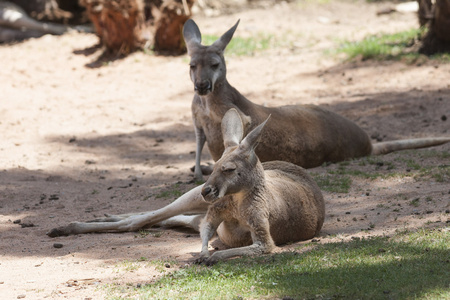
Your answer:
46,222 -> 79,237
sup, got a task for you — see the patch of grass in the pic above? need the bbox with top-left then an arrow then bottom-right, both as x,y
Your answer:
409,198 -> 420,207
413,165 -> 450,183
105,228 -> 450,299
335,28 -> 424,61
155,184 -> 184,200
312,173 -> 352,193
202,33 -> 276,56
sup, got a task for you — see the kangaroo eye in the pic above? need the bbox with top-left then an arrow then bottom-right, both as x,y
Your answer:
189,64 -> 196,70
221,162 -> 236,173
211,63 -> 219,69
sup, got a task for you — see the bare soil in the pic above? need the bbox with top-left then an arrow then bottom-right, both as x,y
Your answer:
0,1 -> 449,299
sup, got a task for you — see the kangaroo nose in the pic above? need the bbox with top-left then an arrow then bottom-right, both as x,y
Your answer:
195,80 -> 211,95
201,186 -> 212,198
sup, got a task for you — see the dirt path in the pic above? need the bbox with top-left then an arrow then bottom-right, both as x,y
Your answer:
0,1 -> 449,299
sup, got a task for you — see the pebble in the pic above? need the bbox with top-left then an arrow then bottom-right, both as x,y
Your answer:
53,243 -> 64,249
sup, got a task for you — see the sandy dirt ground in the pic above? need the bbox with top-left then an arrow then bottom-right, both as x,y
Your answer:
0,1 -> 449,299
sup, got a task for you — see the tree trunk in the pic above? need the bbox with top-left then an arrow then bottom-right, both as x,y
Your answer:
80,0 -> 195,55
418,0 -> 450,54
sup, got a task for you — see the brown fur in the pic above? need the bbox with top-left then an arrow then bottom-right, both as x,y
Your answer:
196,109 -> 324,265
183,19 -> 450,180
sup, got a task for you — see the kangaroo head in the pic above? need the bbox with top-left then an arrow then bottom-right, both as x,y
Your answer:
183,19 -> 239,96
201,109 -> 270,202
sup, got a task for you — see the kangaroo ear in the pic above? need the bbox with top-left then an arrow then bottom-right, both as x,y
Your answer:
240,115 -> 271,152
221,108 -> 244,149
212,19 -> 240,51
183,19 -> 202,54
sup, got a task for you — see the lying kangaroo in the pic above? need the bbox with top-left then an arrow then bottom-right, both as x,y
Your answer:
0,2 -> 91,43
184,19 -> 450,180
196,109 -> 324,265
0,2 -> 66,42
48,109 -> 325,266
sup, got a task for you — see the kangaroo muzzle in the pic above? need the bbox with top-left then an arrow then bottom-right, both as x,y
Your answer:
201,185 -> 219,202
195,80 -> 212,95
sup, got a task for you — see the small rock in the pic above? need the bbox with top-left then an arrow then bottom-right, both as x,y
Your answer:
441,115 -> 447,121
49,194 -> 59,201
13,219 -> 21,224
165,263 -> 171,268
20,223 -> 35,228
17,295 -> 26,299
53,243 -> 64,249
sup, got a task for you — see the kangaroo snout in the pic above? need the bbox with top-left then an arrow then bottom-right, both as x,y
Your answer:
195,80 -> 212,95
201,186 -> 212,197
201,185 -> 219,202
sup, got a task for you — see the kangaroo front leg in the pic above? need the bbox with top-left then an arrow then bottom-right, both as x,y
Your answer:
195,215 -> 223,264
47,184 -> 209,237
194,126 -> 207,181
204,219 -> 276,265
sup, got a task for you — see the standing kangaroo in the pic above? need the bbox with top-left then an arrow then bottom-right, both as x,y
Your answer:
196,109 -> 324,265
184,19 -> 450,181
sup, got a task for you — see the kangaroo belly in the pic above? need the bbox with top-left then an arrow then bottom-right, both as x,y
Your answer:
217,221 -> 253,248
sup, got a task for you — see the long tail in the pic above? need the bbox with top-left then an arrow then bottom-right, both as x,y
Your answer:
371,137 -> 450,155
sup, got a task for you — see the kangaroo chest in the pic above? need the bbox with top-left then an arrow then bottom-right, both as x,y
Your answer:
191,96 -> 235,161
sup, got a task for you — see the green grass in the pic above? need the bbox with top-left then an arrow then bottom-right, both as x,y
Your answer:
202,33 -> 276,56
105,228 -> 450,299
313,149 -> 450,192
155,184 -> 184,200
312,173 -> 352,193
336,28 -> 424,61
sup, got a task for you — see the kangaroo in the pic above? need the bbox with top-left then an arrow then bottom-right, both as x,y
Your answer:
184,19 -> 450,181
0,2 -> 91,43
196,109 -> 325,265
0,2 -> 66,42
47,109 -> 325,266
47,19 -> 449,238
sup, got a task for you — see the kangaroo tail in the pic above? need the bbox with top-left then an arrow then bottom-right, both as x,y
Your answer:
371,137 -> 450,155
